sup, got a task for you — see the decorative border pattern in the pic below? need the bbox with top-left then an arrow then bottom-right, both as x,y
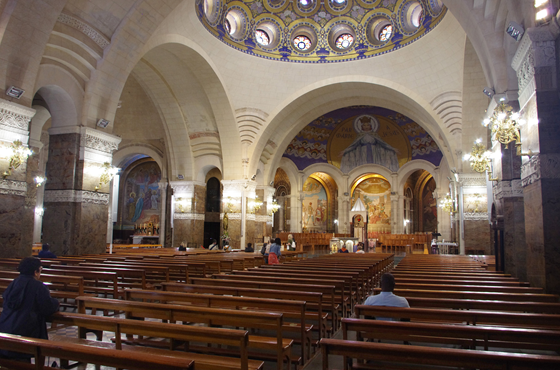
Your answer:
458,173 -> 486,187
221,213 -> 242,220
57,13 -> 110,49
493,180 -> 523,200
81,131 -> 120,154
521,154 -> 540,187
44,190 -> 109,205
255,215 -> 272,222
0,179 -> 27,196
174,213 -> 205,220
464,212 -> 489,221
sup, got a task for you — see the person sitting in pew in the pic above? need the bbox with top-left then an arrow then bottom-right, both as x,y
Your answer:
38,243 -> 57,258
178,241 -> 187,251
364,273 -> 409,320
0,257 -> 59,361
338,245 -> 349,253
244,243 -> 254,253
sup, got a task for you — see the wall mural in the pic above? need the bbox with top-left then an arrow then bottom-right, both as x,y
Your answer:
302,177 -> 327,232
421,177 -> 437,232
123,161 -> 162,229
283,106 -> 442,172
352,176 -> 392,238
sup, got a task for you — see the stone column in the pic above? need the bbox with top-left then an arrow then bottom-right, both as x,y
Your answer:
221,180 -> 249,249
261,185 -> 275,238
457,173 -> 491,254
512,22 -> 560,294
338,194 -> 350,234
43,127 -> 121,255
277,195 -> 285,231
0,99 -> 36,257
170,181 -> 205,248
158,181 -> 168,246
390,194 -> 398,234
289,194 -> 302,233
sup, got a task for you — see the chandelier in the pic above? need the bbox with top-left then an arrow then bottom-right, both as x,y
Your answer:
268,200 -> 280,215
465,141 -> 497,181
483,102 -> 531,157
439,193 -> 455,213
1,140 -> 33,179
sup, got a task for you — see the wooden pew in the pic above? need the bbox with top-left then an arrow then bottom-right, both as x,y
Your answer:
371,287 -> 559,302
404,296 -> 560,314
354,305 -> 560,329
44,268 -> 119,298
0,332 -> 193,370
123,288 -> 312,364
50,312 -> 262,370
190,277 -> 339,332
161,283 -> 328,339
394,277 -> 531,287
320,338 -> 560,370
51,264 -> 147,291
342,318 -> 560,352
76,296 -> 293,370
392,282 -> 543,294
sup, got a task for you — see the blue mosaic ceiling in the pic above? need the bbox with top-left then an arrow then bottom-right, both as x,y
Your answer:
197,0 -> 447,63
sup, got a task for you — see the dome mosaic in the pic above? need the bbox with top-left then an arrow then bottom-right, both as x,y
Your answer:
197,0 -> 447,63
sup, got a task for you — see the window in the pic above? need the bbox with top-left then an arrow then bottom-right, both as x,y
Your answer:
255,30 -> 270,46
335,33 -> 354,49
293,35 -> 312,51
378,24 -> 392,42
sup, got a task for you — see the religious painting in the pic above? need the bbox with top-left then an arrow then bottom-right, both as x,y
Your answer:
421,177 -> 437,232
123,161 -> 162,228
283,106 -> 442,172
301,177 -> 327,232
351,176 -> 392,238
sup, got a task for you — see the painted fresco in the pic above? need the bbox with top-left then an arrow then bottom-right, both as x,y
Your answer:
302,178 -> 327,232
351,176 -> 392,238
123,161 -> 162,227
283,106 -> 442,172
422,177 -> 437,232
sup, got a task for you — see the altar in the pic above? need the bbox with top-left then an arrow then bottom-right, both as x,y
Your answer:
131,235 -> 160,244
330,237 -> 359,253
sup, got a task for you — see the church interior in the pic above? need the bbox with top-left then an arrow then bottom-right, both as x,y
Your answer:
0,0 -> 560,369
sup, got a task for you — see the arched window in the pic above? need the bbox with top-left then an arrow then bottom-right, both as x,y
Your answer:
378,24 -> 392,42
335,33 -> 353,49
293,35 -> 312,51
255,29 -> 270,46
206,177 -> 221,212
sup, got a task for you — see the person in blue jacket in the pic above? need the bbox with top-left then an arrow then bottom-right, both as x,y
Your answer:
0,257 -> 59,360
38,243 -> 57,258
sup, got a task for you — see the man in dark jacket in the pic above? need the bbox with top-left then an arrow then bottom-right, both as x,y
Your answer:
0,257 -> 59,360
37,243 -> 57,258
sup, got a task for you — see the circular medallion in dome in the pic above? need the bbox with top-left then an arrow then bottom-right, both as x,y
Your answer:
196,0 -> 447,63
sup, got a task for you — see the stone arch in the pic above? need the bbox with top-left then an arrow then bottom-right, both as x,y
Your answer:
278,158 -> 301,194
255,79 -> 453,185
33,84 -> 78,129
397,160 -> 439,191
113,145 -> 166,180
348,164 -> 394,190
301,163 -> 346,194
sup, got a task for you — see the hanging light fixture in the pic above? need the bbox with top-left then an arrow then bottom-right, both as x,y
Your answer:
1,140 -> 33,179
268,200 -> 280,215
464,140 -> 498,181
439,193 -> 455,213
482,102 -> 531,157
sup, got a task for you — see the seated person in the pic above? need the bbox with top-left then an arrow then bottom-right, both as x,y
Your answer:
37,243 -> 56,258
178,242 -> 187,251
0,257 -> 59,360
356,245 -> 365,254
245,243 -> 254,253
338,245 -> 349,253
364,273 -> 409,321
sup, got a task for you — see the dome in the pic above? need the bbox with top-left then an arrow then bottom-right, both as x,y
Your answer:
197,0 -> 446,63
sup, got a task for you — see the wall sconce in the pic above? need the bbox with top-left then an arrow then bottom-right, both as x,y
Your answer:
248,196 -> 263,214
223,196 -> 236,213
1,140 -> 33,179
438,193 -> 455,213
268,200 -> 280,215
483,102 -> 532,157
464,141 -> 498,181
35,207 -> 44,217
94,162 -> 118,191
34,176 -> 46,187
176,197 -> 188,213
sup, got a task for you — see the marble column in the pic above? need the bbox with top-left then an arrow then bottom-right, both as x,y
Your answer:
221,180 -> 251,249
260,186 -> 275,238
457,173 -> 491,254
43,127 -> 121,255
170,180 -> 205,248
289,194 -> 302,233
512,22 -> 560,294
158,181 -> 168,246
390,194 -> 398,234
0,99 -> 36,257
277,195 -> 285,231
338,194 -> 350,235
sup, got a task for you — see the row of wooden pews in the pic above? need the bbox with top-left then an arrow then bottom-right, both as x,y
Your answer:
321,254 -> 560,369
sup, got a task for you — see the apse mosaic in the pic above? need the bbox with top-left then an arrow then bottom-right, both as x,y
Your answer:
283,106 -> 443,172
302,177 -> 328,232
352,176 -> 392,237
123,162 -> 162,228
197,0 -> 447,63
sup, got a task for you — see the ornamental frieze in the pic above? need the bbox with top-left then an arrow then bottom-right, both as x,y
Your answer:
0,179 -> 27,197
44,189 -> 109,205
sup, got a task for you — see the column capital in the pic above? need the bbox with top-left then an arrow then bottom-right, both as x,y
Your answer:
0,98 -> 36,145
48,126 -> 122,163
169,180 -> 204,197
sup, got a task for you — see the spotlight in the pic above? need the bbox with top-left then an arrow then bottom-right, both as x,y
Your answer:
6,86 -> 24,99
506,21 -> 524,41
96,118 -> 110,128
483,87 -> 494,98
